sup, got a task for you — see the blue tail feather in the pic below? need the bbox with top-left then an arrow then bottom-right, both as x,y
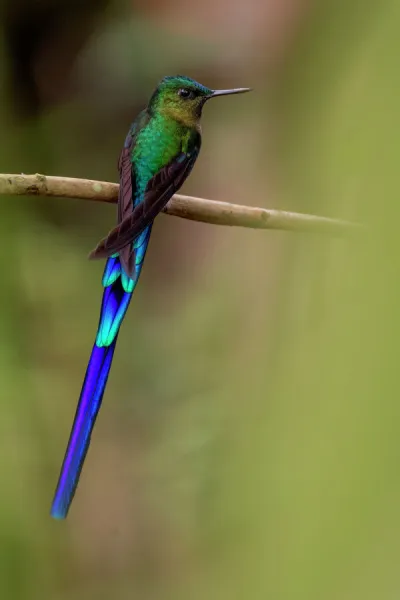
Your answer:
51,269 -> 132,519
50,340 -> 118,519
51,226 -> 152,519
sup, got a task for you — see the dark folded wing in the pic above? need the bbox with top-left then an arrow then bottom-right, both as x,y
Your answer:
118,145 -> 135,223
88,148 -> 199,270
114,111 -> 149,275
117,143 -> 136,274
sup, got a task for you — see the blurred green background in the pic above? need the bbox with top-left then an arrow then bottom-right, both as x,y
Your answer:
1,0 -> 400,598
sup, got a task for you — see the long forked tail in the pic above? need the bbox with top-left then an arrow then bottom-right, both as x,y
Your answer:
50,255 -> 135,519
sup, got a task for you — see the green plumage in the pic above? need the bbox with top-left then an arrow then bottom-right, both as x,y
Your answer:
132,113 -> 197,198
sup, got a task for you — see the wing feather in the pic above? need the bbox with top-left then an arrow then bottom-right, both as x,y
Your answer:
89,142 -> 200,276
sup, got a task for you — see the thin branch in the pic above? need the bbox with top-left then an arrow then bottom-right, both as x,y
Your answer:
0,173 -> 361,236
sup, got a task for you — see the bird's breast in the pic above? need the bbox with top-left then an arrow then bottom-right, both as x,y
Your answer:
132,117 -> 184,200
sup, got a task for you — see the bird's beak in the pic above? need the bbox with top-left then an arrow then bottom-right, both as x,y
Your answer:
207,87 -> 252,99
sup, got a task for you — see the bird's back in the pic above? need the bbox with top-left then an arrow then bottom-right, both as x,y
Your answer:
132,112 -> 192,204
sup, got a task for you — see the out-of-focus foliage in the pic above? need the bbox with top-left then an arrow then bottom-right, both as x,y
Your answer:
1,0 -> 400,599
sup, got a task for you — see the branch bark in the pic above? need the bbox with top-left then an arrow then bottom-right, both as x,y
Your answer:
0,173 -> 361,236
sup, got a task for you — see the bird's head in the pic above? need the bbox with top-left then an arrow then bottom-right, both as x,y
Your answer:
148,75 -> 251,126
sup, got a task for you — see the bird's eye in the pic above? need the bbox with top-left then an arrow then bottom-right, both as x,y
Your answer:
178,88 -> 195,99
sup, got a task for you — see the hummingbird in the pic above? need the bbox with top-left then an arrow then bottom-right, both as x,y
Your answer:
50,75 -> 251,519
